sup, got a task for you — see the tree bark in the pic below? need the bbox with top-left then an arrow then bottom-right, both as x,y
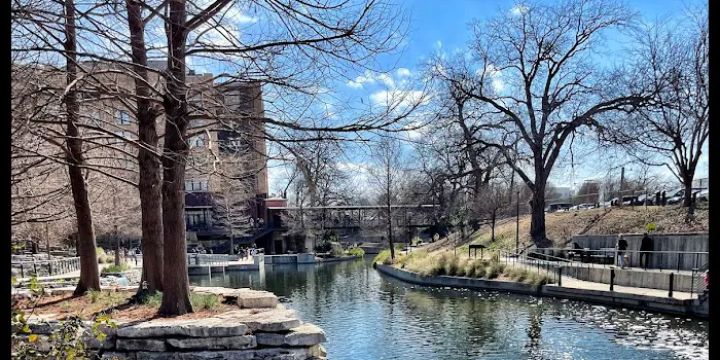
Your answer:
529,179 -> 550,248
65,0 -> 100,296
386,164 -> 395,261
158,0 -> 192,316
126,0 -> 164,295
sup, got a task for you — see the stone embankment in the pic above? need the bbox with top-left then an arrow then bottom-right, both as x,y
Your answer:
20,287 -> 327,360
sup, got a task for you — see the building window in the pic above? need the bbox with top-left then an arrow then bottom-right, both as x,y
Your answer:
190,135 -> 205,148
185,179 -> 209,192
116,110 -> 131,125
186,211 -> 208,227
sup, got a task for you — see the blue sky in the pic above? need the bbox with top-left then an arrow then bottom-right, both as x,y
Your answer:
265,0 -> 708,196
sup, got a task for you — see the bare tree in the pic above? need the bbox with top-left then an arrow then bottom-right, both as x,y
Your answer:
435,0 -> 651,247
368,138 -> 405,260
600,9 -> 708,217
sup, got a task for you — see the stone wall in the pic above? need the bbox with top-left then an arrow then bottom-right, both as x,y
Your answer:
20,287 -> 326,360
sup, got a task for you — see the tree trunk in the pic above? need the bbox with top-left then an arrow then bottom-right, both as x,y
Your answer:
126,0 -> 164,295
682,175 -> 694,207
386,172 -> 395,261
491,209 -> 496,242
529,181 -> 550,248
158,0 -> 192,316
65,0 -> 100,296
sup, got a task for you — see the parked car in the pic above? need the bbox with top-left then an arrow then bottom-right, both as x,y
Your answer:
697,188 -> 709,202
545,203 -> 572,212
667,187 -> 706,205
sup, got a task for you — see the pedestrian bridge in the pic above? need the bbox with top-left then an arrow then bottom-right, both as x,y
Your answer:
266,204 -> 439,230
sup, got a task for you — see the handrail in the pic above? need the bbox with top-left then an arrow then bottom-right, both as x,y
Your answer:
538,248 -> 708,255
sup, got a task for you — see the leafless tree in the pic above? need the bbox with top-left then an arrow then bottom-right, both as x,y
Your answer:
368,137 -> 405,260
600,8 -> 708,218
433,0 -> 651,247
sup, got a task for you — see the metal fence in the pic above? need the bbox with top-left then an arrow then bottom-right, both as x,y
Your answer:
11,257 -> 81,278
532,248 -> 709,272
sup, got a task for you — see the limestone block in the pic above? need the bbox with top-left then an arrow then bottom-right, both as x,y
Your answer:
284,324 -> 326,347
256,324 -> 326,347
81,322 -> 116,349
100,351 -> 136,360
215,309 -> 301,332
166,335 -> 256,350
117,318 -> 248,338
116,338 -> 166,352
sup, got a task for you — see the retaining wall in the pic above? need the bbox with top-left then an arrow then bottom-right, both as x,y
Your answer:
561,265 -> 697,292
375,264 -> 708,318
570,232 -> 708,270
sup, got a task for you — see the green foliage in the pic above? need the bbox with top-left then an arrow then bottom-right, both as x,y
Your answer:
646,222 -> 657,232
373,249 -> 393,265
11,276 -> 117,359
101,263 -> 131,274
190,293 -> 220,310
137,291 -> 163,308
87,290 -> 102,304
346,247 -> 365,257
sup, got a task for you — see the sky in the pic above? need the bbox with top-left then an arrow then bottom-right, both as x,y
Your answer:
261,0 -> 708,197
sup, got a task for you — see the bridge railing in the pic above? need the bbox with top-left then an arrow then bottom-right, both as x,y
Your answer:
11,257 -> 82,278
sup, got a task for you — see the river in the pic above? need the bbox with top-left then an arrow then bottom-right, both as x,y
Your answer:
189,257 -> 708,360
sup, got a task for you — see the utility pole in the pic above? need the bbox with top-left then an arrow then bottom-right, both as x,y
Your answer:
619,166 -> 625,207
515,190 -> 520,254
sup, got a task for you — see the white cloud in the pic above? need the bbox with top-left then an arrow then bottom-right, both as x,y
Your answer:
369,90 -> 426,108
396,68 -> 411,77
226,7 -> 259,24
435,40 -> 443,49
346,70 -> 398,89
510,4 -> 529,16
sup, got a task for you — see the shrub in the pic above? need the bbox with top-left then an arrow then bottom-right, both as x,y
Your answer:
190,293 -> 220,310
137,291 -> 163,307
485,261 -> 505,279
373,250 -> 392,265
101,263 -> 131,274
346,247 -> 365,257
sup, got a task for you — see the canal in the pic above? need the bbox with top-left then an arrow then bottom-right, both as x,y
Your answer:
190,257 -> 708,360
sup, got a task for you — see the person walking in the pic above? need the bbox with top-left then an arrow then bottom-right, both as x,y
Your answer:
616,235 -> 628,269
640,233 -> 653,270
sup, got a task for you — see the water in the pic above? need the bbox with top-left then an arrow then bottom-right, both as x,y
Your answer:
190,257 -> 708,360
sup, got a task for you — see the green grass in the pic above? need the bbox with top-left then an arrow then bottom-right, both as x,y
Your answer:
190,293 -> 220,310
101,263 -> 131,274
396,250 -> 553,285
346,247 -> 365,257
373,249 -> 393,265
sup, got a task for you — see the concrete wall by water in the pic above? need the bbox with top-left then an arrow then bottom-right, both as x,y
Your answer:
571,233 -> 708,270
562,266 -> 697,292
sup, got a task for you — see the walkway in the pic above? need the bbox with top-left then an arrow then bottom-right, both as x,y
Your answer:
501,256 -> 697,300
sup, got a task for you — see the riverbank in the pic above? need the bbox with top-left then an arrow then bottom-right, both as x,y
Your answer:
375,264 -> 708,319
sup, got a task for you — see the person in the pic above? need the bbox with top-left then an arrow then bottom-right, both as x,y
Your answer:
661,191 -> 667,206
639,232 -> 653,269
616,235 -> 628,269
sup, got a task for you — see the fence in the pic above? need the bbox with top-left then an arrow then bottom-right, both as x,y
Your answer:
187,253 -> 236,266
11,257 -> 81,278
494,247 -> 709,298
533,247 -> 709,272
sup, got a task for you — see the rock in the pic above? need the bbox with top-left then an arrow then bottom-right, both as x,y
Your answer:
256,324 -> 326,347
100,352 -> 136,360
191,287 -> 278,308
166,335 -> 256,350
82,322 -> 117,350
284,324 -> 326,347
135,349 -> 310,360
215,309 -> 302,332
116,338 -> 166,352
117,318 -> 249,338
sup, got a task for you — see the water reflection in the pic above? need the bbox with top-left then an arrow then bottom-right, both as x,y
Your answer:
190,257 -> 707,360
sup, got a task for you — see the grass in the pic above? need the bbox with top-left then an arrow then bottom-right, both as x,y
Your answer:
101,263 -> 131,274
190,293 -> 220,310
346,247 -> 365,257
391,250 -> 552,285
466,206 -> 709,251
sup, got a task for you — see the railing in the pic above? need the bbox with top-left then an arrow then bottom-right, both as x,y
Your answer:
11,257 -> 82,278
493,248 -> 709,298
186,253 -> 235,266
531,248 -> 709,272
